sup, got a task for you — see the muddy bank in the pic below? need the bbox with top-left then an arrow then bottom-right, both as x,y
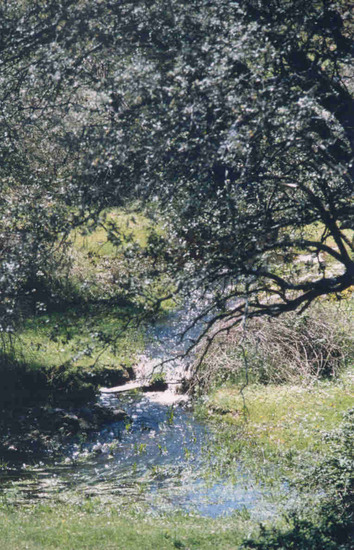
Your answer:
0,401 -> 130,465
0,368 -> 188,465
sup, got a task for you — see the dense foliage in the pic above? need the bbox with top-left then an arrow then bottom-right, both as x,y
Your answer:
0,0 -> 353,345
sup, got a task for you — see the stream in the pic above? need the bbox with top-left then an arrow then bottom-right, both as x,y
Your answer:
0,308 -> 281,519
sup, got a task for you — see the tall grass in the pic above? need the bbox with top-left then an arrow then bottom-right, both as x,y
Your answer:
197,299 -> 353,390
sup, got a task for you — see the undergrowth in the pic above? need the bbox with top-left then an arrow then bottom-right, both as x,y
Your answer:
241,409 -> 354,550
197,298 -> 353,389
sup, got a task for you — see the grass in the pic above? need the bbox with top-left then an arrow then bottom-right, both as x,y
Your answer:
300,221 -> 353,253
194,368 -> 354,549
65,208 -> 156,301
71,209 -> 157,257
0,502 -> 256,550
0,303 -> 145,407
15,304 -> 144,372
66,206 -> 176,311
202,369 -> 353,469
292,221 -> 353,278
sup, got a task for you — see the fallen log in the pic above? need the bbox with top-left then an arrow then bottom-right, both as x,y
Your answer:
100,381 -> 146,394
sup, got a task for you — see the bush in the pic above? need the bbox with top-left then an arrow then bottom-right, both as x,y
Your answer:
241,409 -> 354,550
197,300 -> 353,389
241,510 -> 352,550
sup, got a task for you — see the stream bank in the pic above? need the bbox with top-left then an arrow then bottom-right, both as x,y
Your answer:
1,302 -> 352,550
0,386 -> 280,520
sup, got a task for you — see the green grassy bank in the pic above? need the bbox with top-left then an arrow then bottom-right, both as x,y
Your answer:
0,383 -> 352,549
0,504 -> 257,550
204,371 -> 353,459
0,302 -> 145,407
0,207 -> 168,408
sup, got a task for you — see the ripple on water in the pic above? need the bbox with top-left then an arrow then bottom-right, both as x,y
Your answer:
1,306 -> 283,516
0,393 -> 281,518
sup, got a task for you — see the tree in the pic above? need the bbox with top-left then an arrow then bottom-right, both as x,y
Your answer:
0,0 -> 116,329
1,1 -> 353,353
92,0 -> 353,355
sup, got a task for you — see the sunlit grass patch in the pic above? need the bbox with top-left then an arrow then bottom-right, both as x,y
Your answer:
0,501 -> 256,550
293,222 -> 353,277
15,304 -> 144,372
301,221 -> 353,253
66,207 -> 175,309
207,370 -> 354,455
71,208 -> 157,257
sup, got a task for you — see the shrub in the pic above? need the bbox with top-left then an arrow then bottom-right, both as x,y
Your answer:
197,300 -> 353,389
241,409 -> 354,550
